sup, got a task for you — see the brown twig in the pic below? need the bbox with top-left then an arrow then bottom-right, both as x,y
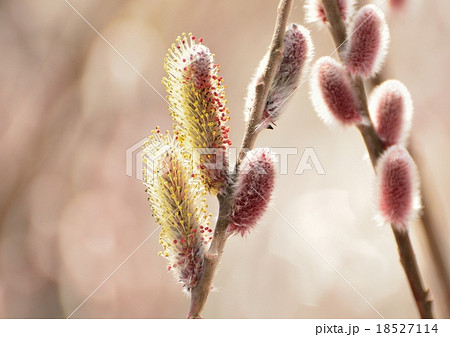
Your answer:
237,1 -> 292,164
187,0 -> 293,318
392,228 -> 433,318
321,0 -> 433,318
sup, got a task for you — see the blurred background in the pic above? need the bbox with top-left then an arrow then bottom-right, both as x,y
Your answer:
0,0 -> 448,318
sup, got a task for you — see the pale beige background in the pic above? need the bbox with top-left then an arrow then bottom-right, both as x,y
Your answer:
0,0 -> 448,318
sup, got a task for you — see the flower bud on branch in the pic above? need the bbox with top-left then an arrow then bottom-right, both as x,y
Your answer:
370,79 -> 413,147
228,149 -> 276,236
310,56 -> 362,127
376,145 -> 421,231
245,24 -> 314,129
344,5 -> 390,78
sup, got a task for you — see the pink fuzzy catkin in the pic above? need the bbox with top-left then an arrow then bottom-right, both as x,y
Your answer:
229,149 -> 275,237
305,0 -> 355,24
376,145 -> 420,231
310,56 -> 362,127
370,80 -> 413,147
245,24 -> 313,128
260,24 -> 314,128
345,5 -> 390,78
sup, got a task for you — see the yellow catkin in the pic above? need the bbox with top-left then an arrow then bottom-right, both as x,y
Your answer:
162,34 -> 232,193
142,130 -> 212,290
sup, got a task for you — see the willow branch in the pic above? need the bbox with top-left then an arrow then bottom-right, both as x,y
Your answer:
372,71 -> 450,315
392,228 -> 433,318
321,0 -> 433,319
187,0 -> 293,318
237,0 -> 292,165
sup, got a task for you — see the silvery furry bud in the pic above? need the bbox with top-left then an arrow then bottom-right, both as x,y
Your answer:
245,24 -> 314,129
310,56 -> 362,127
375,145 -> 421,231
229,149 -> 276,236
370,80 -> 413,147
345,5 -> 390,78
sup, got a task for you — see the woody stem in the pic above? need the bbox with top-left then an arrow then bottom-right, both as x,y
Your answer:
321,0 -> 433,318
187,0 -> 293,318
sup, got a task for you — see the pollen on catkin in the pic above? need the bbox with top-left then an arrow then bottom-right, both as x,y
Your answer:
244,24 -> 314,129
305,0 -> 355,24
310,56 -> 362,127
163,33 -> 231,193
370,79 -> 413,147
344,5 -> 390,78
228,149 -> 275,237
375,145 -> 421,231
142,129 -> 212,291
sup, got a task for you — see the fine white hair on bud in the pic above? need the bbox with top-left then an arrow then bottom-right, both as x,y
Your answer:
344,5 -> 390,78
305,0 -> 356,24
244,24 -> 314,129
370,79 -> 413,147
310,56 -> 362,127
244,52 -> 268,124
375,145 -> 421,231
228,149 -> 276,237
